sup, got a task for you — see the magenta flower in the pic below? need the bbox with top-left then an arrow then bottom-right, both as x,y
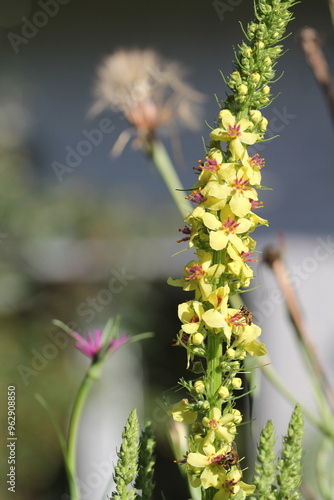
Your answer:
71,329 -> 128,359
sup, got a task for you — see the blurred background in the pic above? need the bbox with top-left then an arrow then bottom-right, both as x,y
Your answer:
0,0 -> 334,499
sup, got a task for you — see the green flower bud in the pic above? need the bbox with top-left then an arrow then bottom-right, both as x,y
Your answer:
193,347 -> 205,356
236,95 -> 246,104
202,400 -> 210,410
231,71 -> 241,82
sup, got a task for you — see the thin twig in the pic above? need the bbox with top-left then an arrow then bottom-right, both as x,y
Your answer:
263,246 -> 334,413
299,27 -> 334,125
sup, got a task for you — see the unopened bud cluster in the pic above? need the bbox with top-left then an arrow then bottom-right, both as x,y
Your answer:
227,0 -> 297,112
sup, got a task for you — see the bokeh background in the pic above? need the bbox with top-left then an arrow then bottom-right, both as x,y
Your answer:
0,0 -> 334,499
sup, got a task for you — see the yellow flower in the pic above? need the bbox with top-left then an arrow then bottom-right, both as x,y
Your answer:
240,151 -> 265,185
201,287 -> 245,342
202,407 -> 236,443
168,399 -> 198,424
178,301 -> 204,335
210,110 -> 259,160
226,245 -> 255,287
212,469 -> 255,500
169,251 -> 224,300
201,210 -> 251,253
187,442 -> 230,489
232,323 -> 267,358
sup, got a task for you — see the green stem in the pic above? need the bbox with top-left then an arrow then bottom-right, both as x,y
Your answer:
66,369 -> 95,499
204,486 -> 216,500
206,334 -> 222,404
148,139 -> 193,219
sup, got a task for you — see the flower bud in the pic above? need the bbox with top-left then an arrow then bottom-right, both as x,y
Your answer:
249,109 -> 262,123
192,333 -> 204,345
259,117 -> 268,131
193,347 -> 205,356
218,386 -> 230,399
231,71 -> 241,82
237,350 -> 247,360
231,409 -> 242,424
194,380 -> 205,393
238,84 -> 248,95
232,377 -> 242,389
250,72 -> 261,83
262,85 -> 270,95
226,348 -> 236,359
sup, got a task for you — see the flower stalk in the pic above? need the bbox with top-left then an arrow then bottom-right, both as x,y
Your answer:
45,318 -> 152,499
146,138 -> 192,219
67,372 -> 94,500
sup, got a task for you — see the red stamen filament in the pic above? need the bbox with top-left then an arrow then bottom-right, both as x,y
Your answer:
209,418 -> 219,430
177,226 -> 191,243
233,177 -> 249,191
227,123 -> 241,138
186,188 -> 207,204
250,153 -> 265,168
250,200 -> 264,209
223,217 -> 239,234
185,264 -> 205,281
227,313 -> 244,327
241,251 -> 258,263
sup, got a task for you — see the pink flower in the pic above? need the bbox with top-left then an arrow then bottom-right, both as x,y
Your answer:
71,329 -> 128,359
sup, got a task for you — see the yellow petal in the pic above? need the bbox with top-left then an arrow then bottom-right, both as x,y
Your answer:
210,231 -> 228,250
246,340 -> 267,356
202,309 -> 225,328
187,452 -> 208,468
230,194 -> 252,218
219,109 -> 235,128
202,212 -> 222,230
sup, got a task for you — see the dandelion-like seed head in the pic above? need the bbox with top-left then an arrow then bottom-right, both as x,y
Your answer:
91,49 -> 205,153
